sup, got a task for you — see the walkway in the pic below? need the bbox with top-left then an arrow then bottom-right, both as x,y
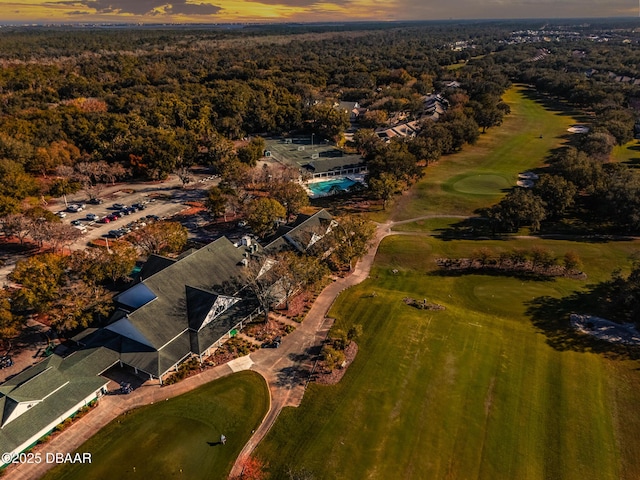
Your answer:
9,220 -> 392,480
7,362 -> 236,480
14,212 -> 607,480
228,220 -> 392,477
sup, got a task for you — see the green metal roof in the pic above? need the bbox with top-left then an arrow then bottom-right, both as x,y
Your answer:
0,348 -> 112,457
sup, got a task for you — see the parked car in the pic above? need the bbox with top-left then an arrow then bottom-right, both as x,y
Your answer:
238,220 -> 248,227
71,219 -> 83,226
99,216 -> 111,223
108,229 -> 124,238
66,204 -> 83,213
132,203 -> 145,211
88,198 -> 103,205
0,356 -> 13,369
56,211 -> 67,218
110,212 -> 122,219
112,203 -> 126,210
86,213 -> 99,221
146,214 -> 160,221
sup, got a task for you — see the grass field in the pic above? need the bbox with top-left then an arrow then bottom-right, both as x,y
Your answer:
42,371 -> 269,480
612,140 -> 640,165
392,216 -> 463,233
258,236 -> 640,479
256,85 -> 640,479
392,85 -> 577,223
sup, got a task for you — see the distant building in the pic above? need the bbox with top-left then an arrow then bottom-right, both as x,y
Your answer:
335,101 -> 361,122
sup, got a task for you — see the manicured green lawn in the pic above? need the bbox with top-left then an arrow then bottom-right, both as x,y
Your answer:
393,86 -> 577,221
612,140 -> 640,165
256,85 -> 640,480
258,236 -> 640,479
42,371 -> 269,480
392,216 -> 463,233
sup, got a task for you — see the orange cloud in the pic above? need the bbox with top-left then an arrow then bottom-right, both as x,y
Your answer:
0,0 -> 634,23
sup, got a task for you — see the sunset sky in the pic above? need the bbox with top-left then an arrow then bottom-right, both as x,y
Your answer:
0,0 -> 637,24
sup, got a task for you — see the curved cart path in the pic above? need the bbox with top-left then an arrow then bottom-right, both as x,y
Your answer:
16,211 -> 607,480
8,220 -> 392,480
229,220 -> 393,477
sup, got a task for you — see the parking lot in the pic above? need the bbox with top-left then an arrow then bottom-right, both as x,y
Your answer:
48,174 -> 218,250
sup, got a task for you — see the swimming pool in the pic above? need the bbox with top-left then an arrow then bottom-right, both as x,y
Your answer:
307,177 -> 359,196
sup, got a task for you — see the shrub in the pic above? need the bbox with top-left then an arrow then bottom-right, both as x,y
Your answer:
330,329 -> 349,350
322,345 -> 345,372
347,324 -> 363,342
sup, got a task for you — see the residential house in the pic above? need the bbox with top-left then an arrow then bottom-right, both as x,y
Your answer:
336,101 -> 361,122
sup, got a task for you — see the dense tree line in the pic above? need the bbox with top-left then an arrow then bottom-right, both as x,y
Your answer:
485,145 -> 640,234
0,22 -> 517,218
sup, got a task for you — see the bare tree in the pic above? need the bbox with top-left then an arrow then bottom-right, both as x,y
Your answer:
49,223 -> 82,253
1,214 -> 31,245
240,255 -> 279,322
104,163 -> 128,185
131,221 -> 188,256
174,156 -> 193,188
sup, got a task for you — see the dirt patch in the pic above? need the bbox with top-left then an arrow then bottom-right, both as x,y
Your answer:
403,297 -> 445,311
314,341 -> 358,385
180,201 -> 206,216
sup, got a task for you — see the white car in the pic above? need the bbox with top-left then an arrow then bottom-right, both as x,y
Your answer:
56,211 -> 67,218
66,204 -> 83,213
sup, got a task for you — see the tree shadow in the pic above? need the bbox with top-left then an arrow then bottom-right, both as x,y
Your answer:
525,281 -> 640,361
207,441 -> 222,447
518,88 -> 587,121
622,158 -> 640,169
432,217 -> 499,241
287,345 -> 318,363
275,365 -> 311,389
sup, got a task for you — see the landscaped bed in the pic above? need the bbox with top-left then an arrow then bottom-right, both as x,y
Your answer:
243,319 -> 294,344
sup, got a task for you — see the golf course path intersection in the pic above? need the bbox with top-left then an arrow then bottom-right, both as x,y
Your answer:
7,219 -> 395,480
229,219 -> 393,477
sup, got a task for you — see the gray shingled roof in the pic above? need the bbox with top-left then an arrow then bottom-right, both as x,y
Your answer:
265,209 -> 334,253
191,297 -> 259,355
101,237 -> 260,377
138,254 -> 176,280
186,286 -> 219,331
121,237 -> 248,350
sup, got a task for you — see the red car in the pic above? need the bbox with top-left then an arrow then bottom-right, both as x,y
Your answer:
99,217 -> 111,223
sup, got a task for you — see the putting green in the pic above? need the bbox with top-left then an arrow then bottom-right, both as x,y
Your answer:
452,174 -> 511,194
42,371 -> 269,480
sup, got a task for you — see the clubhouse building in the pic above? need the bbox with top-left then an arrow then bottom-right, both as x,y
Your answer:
0,209 -> 334,465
